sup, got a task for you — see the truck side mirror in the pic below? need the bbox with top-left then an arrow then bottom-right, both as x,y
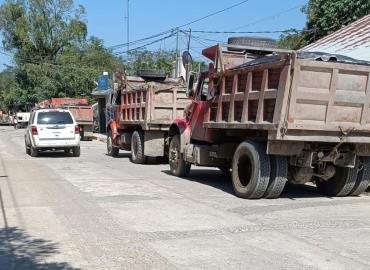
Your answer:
187,74 -> 195,97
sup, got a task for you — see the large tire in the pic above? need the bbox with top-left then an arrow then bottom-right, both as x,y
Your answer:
25,140 -> 31,155
349,157 -> 370,196
72,146 -> 80,157
264,155 -> 288,199
137,69 -> 166,81
317,165 -> 358,196
131,131 -> 146,164
107,130 -> 119,157
30,146 -> 38,157
231,141 -> 270,199
228,36 -> 277,51
169,134 -> 191,177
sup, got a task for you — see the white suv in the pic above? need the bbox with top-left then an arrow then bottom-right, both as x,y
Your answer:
25,109 -> 81,157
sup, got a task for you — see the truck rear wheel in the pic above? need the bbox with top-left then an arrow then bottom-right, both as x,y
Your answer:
169,134 -> 191,177
231,141 -> 270,199
317,165 -> 358,196
107,130 -> 119,157
131,131 -> 146,164
264,155 -> 288,199
349,157 -> 370,196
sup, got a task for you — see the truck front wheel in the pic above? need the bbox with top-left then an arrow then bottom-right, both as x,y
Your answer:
131,131 -> 146,164
232,141 -> 270,199
107,130 -> 119,157
169,135 -> 191,177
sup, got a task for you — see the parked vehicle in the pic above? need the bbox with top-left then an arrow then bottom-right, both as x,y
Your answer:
167,43 -> 370,199
16,112 -> 31,128
0,112 -> 12,126
106,73 -> 190,163
37,98 -> 94,140
25,109 -> 81,157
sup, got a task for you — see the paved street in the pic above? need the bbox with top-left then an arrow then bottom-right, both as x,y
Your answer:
0,126 -> 370,270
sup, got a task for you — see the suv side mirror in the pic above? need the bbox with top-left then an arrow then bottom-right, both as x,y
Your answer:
187,74 -> 195,97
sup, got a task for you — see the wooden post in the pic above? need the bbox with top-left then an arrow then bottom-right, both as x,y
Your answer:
173,86 -> 177,120
228,74 -> 238,122
256,70 -> 268,123
241,72 -> 252,123
216,77 -> 225,122
325,68 -> 338,124
361,72 -> 370,125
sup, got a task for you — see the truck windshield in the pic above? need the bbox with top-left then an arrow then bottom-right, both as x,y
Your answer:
37,112 -> 73,125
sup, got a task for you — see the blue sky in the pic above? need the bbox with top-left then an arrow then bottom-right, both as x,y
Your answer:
0,0 -> 308,70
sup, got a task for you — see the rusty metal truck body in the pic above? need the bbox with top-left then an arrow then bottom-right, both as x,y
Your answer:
168,44 -> 370,199
106,74 -> 190,163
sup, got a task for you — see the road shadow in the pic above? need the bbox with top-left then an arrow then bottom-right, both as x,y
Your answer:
104,152 -> 131,159
162,169 -> 326,199
162,169 -> 234,195
34,151 -> 68,158
0,227 -> 79,270
280,183 -> 325,199
0,185 -> 78,269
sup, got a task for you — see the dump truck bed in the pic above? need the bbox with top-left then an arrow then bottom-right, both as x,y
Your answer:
203,51 -> 370,143
65,106 -> 93,124
118,77 -> 190,130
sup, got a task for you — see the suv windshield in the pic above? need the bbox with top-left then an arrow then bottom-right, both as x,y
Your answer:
37,111 -> 73,125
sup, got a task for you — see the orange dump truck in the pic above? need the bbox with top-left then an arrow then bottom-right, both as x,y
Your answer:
106,74 -> 190,163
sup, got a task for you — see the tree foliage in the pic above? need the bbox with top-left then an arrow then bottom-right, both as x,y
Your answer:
124,49 -> 207,77
0,0 -> 123,110
124,50 -> 177,76
279,0 -> 370,49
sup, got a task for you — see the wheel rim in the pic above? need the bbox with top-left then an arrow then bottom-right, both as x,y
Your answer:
107,136 -> 112,154
169,145 -> 179,170
237,154 -> 252,188
132,137 -> 138,159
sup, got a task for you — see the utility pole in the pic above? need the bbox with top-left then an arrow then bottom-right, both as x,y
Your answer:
125,0 -> 130,53
185,29 -> 192,82
175,28 -> 179,78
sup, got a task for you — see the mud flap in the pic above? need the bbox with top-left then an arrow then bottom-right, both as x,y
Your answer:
144,131 -> 165,157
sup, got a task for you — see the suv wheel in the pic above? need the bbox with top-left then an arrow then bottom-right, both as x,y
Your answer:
30,146 -> 38,157
72,146 -> 81,157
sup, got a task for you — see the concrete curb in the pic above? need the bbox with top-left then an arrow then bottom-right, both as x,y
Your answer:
92,133 -> 107,143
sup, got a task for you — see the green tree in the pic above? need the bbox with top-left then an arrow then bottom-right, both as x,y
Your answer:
124,50 -> 177,76
124,49 -> 208,77
0,0 -> 124,108
0,0 -> 87,64
279,0 -> 370,49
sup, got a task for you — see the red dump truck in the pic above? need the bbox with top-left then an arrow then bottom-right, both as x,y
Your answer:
37,98 -> 94,140
106,73 -> 190,163
167,43 -> 370,199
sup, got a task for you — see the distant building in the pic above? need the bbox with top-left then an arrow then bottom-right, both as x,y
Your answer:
302,14 -> 370,61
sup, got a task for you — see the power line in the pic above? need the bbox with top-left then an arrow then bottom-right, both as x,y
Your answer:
186,29 -> 314,34
177,0 -> 250,28
109,29 -> 174,50
109,0 -> 251,51
229,5 -> 303,31
115,32 -> 177,55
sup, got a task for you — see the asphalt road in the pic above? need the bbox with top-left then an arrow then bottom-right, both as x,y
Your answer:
1,126 -> 370,270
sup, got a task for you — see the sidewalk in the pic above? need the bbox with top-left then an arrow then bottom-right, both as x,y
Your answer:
92,133 -> 107,143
